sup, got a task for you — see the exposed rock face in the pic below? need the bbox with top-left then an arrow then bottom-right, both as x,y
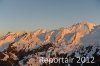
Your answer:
0,21 -> 100,66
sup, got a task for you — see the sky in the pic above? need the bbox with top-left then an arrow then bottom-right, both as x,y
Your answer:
0,0 -> 100,35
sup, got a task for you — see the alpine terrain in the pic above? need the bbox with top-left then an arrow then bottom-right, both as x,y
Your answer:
0,21 -> 100,66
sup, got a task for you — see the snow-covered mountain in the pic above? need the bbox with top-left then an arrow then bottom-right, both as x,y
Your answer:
0,21 -> 100,66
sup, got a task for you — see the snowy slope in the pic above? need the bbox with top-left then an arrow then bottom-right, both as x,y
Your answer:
0,21 -> 99,66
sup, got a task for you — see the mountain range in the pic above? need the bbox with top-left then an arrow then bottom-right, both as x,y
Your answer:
0,21 -> 100,66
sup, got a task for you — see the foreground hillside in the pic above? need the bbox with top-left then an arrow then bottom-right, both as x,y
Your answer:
0,21 -> 100,66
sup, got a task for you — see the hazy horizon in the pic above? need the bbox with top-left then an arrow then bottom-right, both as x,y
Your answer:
0,0 -> 100,35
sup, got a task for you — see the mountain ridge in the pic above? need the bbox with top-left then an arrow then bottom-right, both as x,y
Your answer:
0,21 -> 100,66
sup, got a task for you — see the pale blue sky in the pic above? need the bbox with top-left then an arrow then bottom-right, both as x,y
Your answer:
0,0 -> 100,35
